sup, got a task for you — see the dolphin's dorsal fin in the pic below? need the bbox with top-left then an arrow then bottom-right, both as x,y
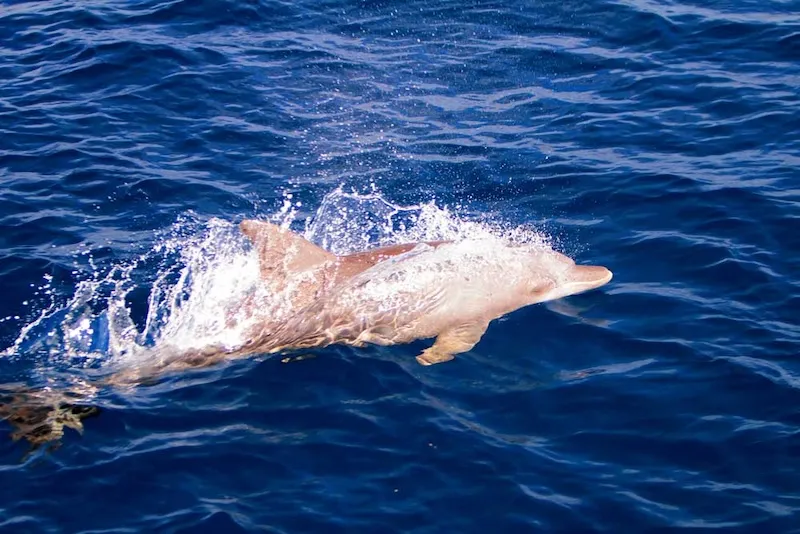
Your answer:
240,220 -> 335,283
241,220 -> 452,293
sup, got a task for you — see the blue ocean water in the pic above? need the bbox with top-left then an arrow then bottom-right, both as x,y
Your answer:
1,0 -> 799,531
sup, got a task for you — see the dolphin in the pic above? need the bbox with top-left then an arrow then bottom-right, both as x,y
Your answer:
229,219 -> 612,366
1,219 -> 612,451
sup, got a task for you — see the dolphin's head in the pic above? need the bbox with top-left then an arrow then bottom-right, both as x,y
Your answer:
526,249 -> 612,304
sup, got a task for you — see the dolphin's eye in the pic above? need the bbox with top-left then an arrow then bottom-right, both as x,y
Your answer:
528,278 -> 555,298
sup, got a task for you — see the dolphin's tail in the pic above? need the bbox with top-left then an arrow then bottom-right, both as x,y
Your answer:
0,384 -> 101,455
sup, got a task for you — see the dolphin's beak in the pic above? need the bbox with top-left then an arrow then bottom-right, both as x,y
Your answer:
571,265 -> 613,291
554,264 -> 613,299
534,264 -> 613,304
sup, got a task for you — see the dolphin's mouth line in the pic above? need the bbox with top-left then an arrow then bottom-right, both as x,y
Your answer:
565,271 -> 613,293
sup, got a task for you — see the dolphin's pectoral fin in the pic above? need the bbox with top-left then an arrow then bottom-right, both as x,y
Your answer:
416,347 -> 455,365
416,322 -> 489,366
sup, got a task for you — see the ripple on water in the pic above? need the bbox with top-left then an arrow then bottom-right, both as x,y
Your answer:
1,0 -> 799,531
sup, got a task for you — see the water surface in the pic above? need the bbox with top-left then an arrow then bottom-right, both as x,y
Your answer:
1,0 -> 799,532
